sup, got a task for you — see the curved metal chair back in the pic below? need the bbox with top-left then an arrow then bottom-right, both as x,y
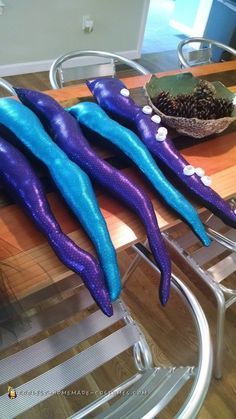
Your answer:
49,50 -> 150,89
177,37 -> 236,68
0,77 -> 16,95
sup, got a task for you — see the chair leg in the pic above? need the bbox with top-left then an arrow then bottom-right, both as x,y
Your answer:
214,292 -> 226,379
163,232 -> 230,379
122,239 -> 148,285
130,241 -> 212,419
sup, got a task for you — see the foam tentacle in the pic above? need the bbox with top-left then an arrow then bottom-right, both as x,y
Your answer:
16,88 -> 172,304
87,77 -> 236,229
69,101 -> 210,247
0,135 -> 112,315
0,98 -> 121,301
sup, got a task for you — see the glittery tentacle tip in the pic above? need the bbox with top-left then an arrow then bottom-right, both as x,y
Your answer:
200,231 -> 211,247
101,299 -> 113,317
159,287 -> 170,306
14,87 -> 22,95
159,266 -> 171,305
86,79 -> 97,92
110,285 -> 122,302
14,87 -> 29,103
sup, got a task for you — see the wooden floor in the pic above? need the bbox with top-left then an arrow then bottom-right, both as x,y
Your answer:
0,59 -> 235,418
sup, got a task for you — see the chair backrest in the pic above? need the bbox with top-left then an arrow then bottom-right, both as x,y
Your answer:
0,77 -> 16,95
177,37 -> 236,68
49,50 -> 150,89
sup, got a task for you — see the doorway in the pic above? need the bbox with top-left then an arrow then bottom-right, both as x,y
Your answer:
142,0 -> 186,54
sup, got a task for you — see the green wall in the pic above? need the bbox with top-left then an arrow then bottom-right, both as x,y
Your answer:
0,0 -> 148,65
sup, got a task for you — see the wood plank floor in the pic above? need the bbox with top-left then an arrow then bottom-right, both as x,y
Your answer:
0,61 -> 235,418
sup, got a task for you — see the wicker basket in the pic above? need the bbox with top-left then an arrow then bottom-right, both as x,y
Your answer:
145,73 -> 236,139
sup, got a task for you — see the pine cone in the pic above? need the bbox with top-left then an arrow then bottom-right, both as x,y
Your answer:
152,91 -> 170,108
153,91 -> 179,116
193,80 -> 216,100
176,94 -> 194,118
213,98 -> 234,118
151,84 -> 234,120
193,98 -> 213,119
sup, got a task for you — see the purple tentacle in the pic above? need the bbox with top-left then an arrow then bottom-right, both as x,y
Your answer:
16,87 -> 172,305
0,135 -> 112,316
87,77 -> 236,228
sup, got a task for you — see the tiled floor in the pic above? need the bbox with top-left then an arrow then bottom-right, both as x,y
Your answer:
142,0 -> 187,54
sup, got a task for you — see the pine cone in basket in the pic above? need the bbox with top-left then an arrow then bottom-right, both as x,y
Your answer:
152,80 -> 234,120
152,91 -> 179,116
176,94 -> 204,118
186,96 -> 216,120
193,80 -> 216,100
213,97 -> 234,119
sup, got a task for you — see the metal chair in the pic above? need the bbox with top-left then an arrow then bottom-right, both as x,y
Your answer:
177,37 -> 236,68
126,201 -> 236,381
49,50 -> 150,89
163,200 -> 236,379
0,250 -> 212,418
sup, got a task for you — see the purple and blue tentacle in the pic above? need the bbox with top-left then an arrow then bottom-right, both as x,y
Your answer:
0,98 -> 121,301
87,77 -> 236,229
16,88 -> 172,304
68,101 -> 210,247
0,135 -> 112,315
